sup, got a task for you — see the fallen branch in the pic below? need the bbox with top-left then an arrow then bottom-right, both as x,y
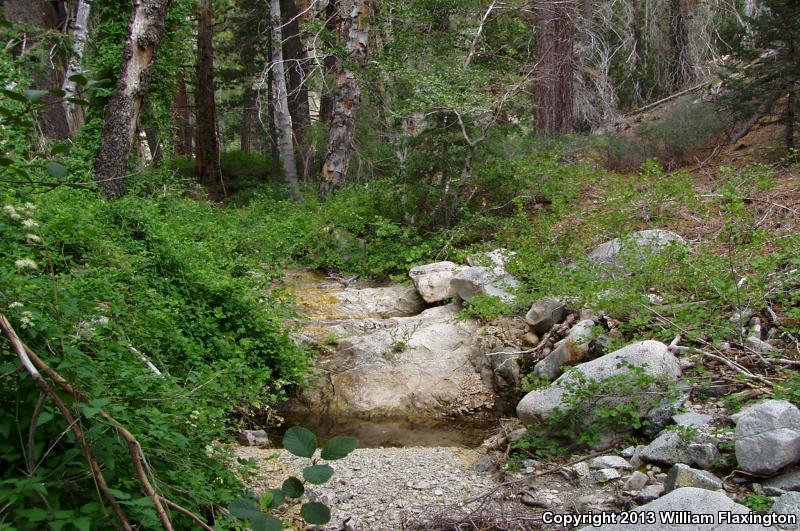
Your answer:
1,313 -> 214,531
624,81 -> 710,118
0,314 -> 132,530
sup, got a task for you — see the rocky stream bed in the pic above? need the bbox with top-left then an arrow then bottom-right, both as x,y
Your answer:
234,236 -> 800,530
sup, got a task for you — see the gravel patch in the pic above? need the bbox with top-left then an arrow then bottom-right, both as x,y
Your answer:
236,445 -> 499,529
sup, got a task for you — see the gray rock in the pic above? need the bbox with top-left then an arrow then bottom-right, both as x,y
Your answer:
508,428 -> 529,442
451,266 -> 519,303
621,446 -> 636,458
765,469 -> 800,496
237,429 -> 271,448
590,455 -> 632,470
635,484 -> 664,503
525,298 -> 566,333
573,461 -> 592,480
473,456 -> 494,474
641,430 -> 718,467
673,412 -> 713,427
520,492 -> 550,508
733,400 -> 800,476
625,471 -> 649,491
408,261 -> 462,303
334,285 -> 425,317
588,230 -> 686,275
533,319 -> 595,380
664,464 -> 722,492
466,248 -> 516,269
595,468 -> 622,482
588,487 -> 773,530
687,443 -> 721,470
745,336 -> 775,353
643,389 -> 690,438
517,341 -> 681,431
772,492 -> 800,529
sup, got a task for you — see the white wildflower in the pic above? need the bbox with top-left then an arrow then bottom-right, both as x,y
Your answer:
20,311 -> 33,329
25,233 -> 42,243
8,302 -> 23,309
22,219 -> 39,229
23,202 -> 35,211
3,205 -> 20,220
14,258 -> 38,270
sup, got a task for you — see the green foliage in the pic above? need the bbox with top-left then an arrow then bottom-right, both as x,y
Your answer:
229,426 -> 357,530
740,493 -> 775,512
459,295 -> 513,322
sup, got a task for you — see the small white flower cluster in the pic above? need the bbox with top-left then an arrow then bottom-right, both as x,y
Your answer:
8,301 -> 23,309
20,311 -> 34,329
14,258 -> 38,270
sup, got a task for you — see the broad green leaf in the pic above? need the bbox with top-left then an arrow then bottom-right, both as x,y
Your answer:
23,89 -> 48,102
66,98 -> 90,106
300,502 -> 331,525
0,89 -> 27,103
46,161 -> 67,179
0,156 -> 12,166
259,491 -> 273,510
320,436 -> 358,460
49,89 -> 65,97
228,498 -> 262,520
266,488 -> 284,509
73,517 -> 91,531
281,476 -> 304,498
68,74 -> 89,86
282,426 -> 316,458
36,411 -> 53,426
252,514 -> 282,531
303,464 -> 334,485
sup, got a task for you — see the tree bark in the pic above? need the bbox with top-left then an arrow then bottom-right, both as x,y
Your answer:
93,0 -> 172,199
195,0 -> 220,184
318,0 -> 340,124
5,0 -> 71,140
281,0 -> 310,150
61,0 -> 92,136
172,73 -> 193,156
786,82 -> 796,155
534,0 -> 576,136
270,0 -> 301,200
320,0 -> 370,195
266,15 -> 281,179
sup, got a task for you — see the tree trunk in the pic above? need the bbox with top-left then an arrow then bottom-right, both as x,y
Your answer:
241,82 -> 254,153
5,0 -> 71,140
172,73 -> 193,156
61,0 -> 91,136
786,82 -> 796,155
266,16 -> 281,179
320,0 -> 370,195
144,124 -> 163,163
534,0 -> 576,136
270,0 -> 301,200
93,0 -> 172,199
318,0 -> 340,124
281,0 -> 310,150
195,0 -> 220,184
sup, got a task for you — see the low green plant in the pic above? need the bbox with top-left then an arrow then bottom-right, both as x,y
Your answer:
228,427 -> 358,529
740,493 -> 774,512
459,295 -> 512,322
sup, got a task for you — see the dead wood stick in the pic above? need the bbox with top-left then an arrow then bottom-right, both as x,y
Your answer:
0,314 -> 132,530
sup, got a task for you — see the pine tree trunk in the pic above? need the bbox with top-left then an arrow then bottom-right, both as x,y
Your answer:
318,0 -> 340,124
320,0 -> 370,195
195,0 -> 220,184
786,82 -> 796,155
534,0 -> 576,136
281,0 -> 310,150
241,82 -> 254,153
61,0 -> 91,136
270,0 -> 301,200
173,73 -> 194,156
93,0 -> 172,199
